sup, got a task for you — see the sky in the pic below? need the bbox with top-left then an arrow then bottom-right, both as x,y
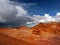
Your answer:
11,0 -> 60,16
0,0 -> 60,27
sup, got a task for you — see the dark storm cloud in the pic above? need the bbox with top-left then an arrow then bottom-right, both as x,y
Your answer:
0,0 -> 32,27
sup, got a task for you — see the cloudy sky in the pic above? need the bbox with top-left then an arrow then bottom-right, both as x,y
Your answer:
0,0 -> 60,27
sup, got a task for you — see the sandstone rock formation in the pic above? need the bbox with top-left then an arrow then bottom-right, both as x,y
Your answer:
0,22 -> 60,45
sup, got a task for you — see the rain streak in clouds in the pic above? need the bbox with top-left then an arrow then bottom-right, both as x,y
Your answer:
0,0 -> 60,27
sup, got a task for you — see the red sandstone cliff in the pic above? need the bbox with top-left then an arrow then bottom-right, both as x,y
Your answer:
0,22 -> 60,45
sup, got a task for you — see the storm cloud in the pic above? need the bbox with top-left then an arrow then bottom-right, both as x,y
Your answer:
0,0 -> 32,27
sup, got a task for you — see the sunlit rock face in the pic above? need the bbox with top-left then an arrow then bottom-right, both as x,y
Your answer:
32,22 -> 60,39
0,22 -> 60,45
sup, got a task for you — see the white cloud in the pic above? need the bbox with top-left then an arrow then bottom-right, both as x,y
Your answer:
0,0 -> 31,23
55,12 -> 60,22
30,13 -> 56,23
26,13 -> 60,27
0,0 -> 17,22
39,19 -> 46,22
44,13 -> 50,18
27,22 -> 32,24
16,6 -> 27,17
31,15 -> 43,20
44,13 -> 56,22
56,12 -> 60,16
0,0 -> 33,27
0,0 -> 60,27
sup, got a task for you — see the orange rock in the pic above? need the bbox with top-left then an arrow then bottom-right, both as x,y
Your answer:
0,22 -> 60,45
